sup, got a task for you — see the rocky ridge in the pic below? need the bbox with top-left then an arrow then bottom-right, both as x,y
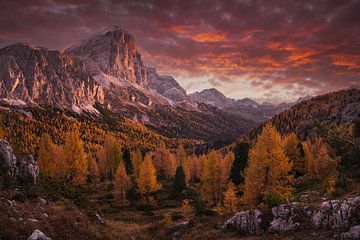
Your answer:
0,43 -> 104,112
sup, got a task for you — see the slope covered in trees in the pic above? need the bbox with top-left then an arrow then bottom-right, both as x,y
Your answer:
245,88 -> 360,141
0,104 -> 196,156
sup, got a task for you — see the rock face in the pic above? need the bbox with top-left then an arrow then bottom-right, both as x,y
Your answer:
0,139 -> 39,183
312,196 -> 360,229
223,209 -> 263,234
66,26 -> 148,87
224,196 -> 360,236
269,203 -> 301,232
147,67 -> 188,103
27,229 -> 51,240
0,139 -> 18,177
0,43 -> 104,110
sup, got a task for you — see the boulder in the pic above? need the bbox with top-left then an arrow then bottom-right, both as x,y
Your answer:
0,140 -> 39,183
312,196 -> 360,229
95,213 -> 105,224
0,139 -> 18,177
268,203 -> 301,232
27,229 -> 51,240
223,209 -> 263,234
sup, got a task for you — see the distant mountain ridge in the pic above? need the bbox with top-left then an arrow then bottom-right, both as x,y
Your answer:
189,88 -> 311,122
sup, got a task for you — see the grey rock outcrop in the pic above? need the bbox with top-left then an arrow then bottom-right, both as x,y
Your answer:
224,196 -> 360,236
312,196 -> 360,229
269,203 -> 301,232
27,229 -> 51,240
0,140 -> 39,183
223,209 -> 263,234
0,139 -> 18,177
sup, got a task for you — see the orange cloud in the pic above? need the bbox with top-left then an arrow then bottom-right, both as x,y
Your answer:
267,42 -> 296,51
190,32 -> 228,43
329,54 -> 360,69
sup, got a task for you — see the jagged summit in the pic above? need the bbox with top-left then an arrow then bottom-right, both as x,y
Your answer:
65,27 -> 145,86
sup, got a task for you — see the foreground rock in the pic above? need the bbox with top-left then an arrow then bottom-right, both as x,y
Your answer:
269,203 -> 302,232
224,196 -> 360,237
223,209 -> 263,234
0,139 -> 39,184
27,229 -> 51,240
312,196 -> 360,229
0,139 -> 18,177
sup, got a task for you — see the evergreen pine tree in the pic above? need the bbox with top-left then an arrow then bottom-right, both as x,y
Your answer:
173,166 -> 186,192
122,147 -> 132,175
230,142 -> 250,185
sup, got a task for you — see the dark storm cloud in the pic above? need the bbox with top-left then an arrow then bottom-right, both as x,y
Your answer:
0,0 -> 359,101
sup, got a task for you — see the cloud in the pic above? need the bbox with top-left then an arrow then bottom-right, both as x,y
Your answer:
0,0 -> 359,103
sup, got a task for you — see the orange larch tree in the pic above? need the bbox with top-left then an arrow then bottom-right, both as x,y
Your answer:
114,161 -> 131,203
137,152 -> 161,197
242,123 -> 294,205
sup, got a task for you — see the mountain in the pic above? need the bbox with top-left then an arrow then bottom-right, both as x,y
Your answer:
0,43 -> 104,112
189,88 -> 299,122
0,27 -> 256,142
243,88 -> 360,141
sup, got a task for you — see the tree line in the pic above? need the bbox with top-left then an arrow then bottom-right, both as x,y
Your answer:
35,121 -> 344,213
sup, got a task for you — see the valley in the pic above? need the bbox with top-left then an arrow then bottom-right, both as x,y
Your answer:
0,1 -> 360,239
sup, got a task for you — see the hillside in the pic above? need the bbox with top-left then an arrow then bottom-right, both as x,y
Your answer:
0,103 -> 196,156
242,88 -> 360,141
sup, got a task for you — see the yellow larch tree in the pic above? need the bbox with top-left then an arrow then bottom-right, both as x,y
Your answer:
87,154 -> 100,182
37,133 -> 58,177
114,161 -> 131,203
182,156 -> 191,184
97,134 -> 122,180
63,127 -> 88,184
200,150 -> 222,205
188,155 -> 201,183
306,138 -> 340,181
220,151 -> 235,188
153,142 -> 176,179
284,133 -> 305,176
131,149 -> 143,179
223,182 -> 239,214
176,144 -> 187,166
137,152 -> 161,197
242,123 -> 294,205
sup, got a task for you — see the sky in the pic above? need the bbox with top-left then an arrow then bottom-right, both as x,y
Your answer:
0,0 -> 359,104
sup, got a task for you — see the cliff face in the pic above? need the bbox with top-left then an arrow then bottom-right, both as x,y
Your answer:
0,43 -> 104,110
66,27 -> 148,88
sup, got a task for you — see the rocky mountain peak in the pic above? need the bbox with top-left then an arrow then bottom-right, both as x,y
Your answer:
189,88 -> 230,107
65,27 -> 148,87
